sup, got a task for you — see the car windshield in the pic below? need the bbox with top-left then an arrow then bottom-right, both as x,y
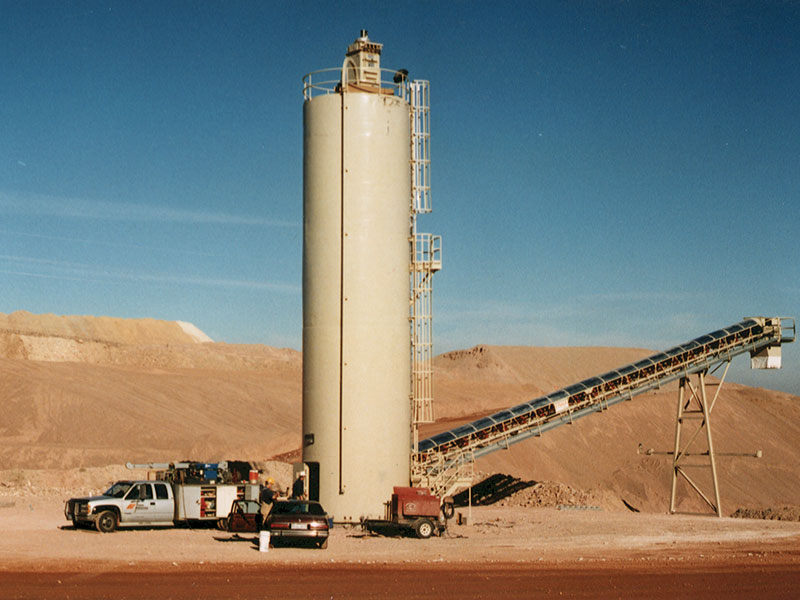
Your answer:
104,482 -> 133,498
272,501 -> 326,516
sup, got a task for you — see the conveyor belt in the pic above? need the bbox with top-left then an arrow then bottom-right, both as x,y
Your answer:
414,317 -> 795,496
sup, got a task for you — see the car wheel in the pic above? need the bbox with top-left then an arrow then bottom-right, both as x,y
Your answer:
414,518 -> 434,539
95,510 -> 118,533
317,538 -> 328,549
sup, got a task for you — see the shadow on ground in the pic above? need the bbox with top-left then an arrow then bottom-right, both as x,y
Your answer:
452,473 -> 536,507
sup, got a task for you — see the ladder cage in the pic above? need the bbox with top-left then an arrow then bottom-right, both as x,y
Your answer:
410,80 -> 431,215
408,80 -> 438,446
410,234 -> 438,427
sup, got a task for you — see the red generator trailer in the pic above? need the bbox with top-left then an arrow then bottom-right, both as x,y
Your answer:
363,487 -> 452,539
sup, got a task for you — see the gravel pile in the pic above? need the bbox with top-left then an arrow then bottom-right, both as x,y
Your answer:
495,480 -> 601,509
731,506 -> 800,521
454,474 -> 602,509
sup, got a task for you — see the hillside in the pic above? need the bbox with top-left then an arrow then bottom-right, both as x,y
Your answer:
1,312 -> 798,515
0,310 -> 209,351
432,344 -> 654,418
0,311 -> 301,467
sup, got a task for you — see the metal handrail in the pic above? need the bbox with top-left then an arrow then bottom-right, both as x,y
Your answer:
302,67 -> 411,101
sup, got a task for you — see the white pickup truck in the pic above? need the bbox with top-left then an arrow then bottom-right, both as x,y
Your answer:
65,479 -> 259,532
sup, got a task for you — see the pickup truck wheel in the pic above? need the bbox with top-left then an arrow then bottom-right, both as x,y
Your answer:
414,518 -> 434,539
317,538 -> 328,549
95,510 -> 118,533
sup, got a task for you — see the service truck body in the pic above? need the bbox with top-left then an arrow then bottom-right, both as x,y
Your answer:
65,479 -> 259,532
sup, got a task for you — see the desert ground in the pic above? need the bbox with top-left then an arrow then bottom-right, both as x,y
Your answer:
1,311 -> 799,598
1,487 -> 799,598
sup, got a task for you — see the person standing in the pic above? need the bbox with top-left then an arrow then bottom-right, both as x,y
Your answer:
291,472 -> 306,500
259,478 -> 276,524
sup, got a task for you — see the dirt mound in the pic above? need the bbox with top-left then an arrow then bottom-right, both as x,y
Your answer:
498,481 -> 601,509
0,311 -> 298,371
0,310 -> 232,366
499,481 -> 605,509
0,310 -> 207,347
731,506 -> 800,521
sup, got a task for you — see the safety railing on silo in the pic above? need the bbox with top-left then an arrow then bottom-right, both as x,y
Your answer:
302,67 -> 413,101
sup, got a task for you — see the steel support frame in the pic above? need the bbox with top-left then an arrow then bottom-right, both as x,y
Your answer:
669,363 -> 730,517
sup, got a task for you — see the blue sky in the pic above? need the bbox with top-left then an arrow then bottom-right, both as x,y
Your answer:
1,1 -> 798,393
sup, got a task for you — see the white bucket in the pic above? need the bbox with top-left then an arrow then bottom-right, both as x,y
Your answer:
259,530 -> 271,552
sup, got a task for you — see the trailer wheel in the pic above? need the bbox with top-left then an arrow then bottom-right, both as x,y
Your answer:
95,510 -> 118,533
414,518 -> 434,539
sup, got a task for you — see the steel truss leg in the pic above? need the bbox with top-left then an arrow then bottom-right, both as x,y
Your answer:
669,367 -> 727,517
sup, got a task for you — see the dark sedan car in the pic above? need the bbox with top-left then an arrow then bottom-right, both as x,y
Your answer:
265,500 -> 329,549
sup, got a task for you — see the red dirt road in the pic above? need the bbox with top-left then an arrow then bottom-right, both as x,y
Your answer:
2,559 -> 799,600
3,500 -> 799,599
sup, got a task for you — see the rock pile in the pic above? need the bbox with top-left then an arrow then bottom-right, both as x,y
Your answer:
731,506 -> 800,522
453,474 -> 602,509
495,480 -> 601,509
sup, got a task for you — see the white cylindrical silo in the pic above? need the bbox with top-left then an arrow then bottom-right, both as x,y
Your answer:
302,34 -> 412,520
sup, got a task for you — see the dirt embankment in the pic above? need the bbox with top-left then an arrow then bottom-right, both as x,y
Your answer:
1,311 -> 798,518
0,312 -> 301,469
0,310 -> 203,356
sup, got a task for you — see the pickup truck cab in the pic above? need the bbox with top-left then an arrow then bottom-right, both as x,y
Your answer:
66,480 -> 175,532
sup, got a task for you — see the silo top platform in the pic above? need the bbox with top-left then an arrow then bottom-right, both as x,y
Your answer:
303,31 -> 413,101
